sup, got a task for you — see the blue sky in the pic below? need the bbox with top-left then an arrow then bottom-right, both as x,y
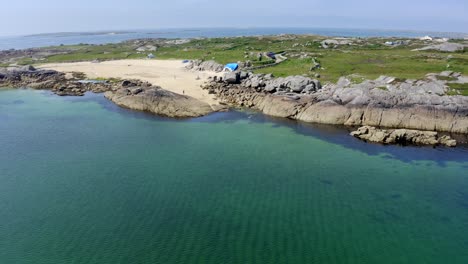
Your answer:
2,0 -> 467,36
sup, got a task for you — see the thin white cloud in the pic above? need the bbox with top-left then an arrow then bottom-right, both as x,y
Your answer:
0,0 -> 466,35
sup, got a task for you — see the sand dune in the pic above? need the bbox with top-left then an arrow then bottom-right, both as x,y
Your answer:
39,59 -> 221,106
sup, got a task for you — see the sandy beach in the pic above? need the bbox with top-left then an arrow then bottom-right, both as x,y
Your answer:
39,59 -> 221,106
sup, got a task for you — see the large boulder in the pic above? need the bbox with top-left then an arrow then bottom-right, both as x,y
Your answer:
19,65 -> 36,71
104,86 -> 214,118
239,71 -> 249,80
121,80 -> 136,87
186,60 -> 224,72
224,72 -> 240,84
288,76 -> 312,92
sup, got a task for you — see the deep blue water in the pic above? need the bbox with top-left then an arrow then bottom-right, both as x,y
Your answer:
1,27 -> 467,50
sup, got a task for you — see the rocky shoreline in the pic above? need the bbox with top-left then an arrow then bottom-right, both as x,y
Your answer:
0,65 -> 116,96
1,64 -> 467,146
201,71 -> 468,135
350,126 -> 457,147
0,65 -> 213,117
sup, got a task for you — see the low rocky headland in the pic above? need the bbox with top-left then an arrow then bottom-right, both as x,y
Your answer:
0,65 -> 115,96
104,86 -> 213,118
0,65 -> 213,117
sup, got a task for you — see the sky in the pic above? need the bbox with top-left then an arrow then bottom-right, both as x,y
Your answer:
1,0 -> 467,36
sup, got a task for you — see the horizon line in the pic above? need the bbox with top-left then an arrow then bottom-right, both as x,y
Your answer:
1,26 -> 467,38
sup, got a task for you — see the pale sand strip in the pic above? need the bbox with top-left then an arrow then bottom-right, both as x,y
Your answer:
39,59 -> 221,106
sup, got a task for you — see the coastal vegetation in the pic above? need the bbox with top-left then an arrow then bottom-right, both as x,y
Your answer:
2,35 -> 467,84
447,83 -> 468,96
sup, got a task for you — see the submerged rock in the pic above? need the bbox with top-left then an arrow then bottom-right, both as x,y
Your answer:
350,126 -> 457,147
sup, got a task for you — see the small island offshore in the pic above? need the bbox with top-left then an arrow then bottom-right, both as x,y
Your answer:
1,34 -> 467,146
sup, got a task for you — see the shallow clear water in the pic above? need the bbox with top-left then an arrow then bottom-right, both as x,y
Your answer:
1,89 -> 468,264
1,27 -> 467,50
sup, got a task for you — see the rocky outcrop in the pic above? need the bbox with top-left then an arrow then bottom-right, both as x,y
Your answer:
1,65 -> 63,84
104,86 -> 214,118
185,60 -> 224,72
0,66 -> 119,96
263,75 -> 321,93
413,43 -> 466,52
203,72 -> 468,134
135,45 -> 157,52
0,48 -> 70,65
321,38 -> 353,49
350,126 -> 457,147
2,65 -> 215,118
3,64 -> 467,136
222,72 -> 322,95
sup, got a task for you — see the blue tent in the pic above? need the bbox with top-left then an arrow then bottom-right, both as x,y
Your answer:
266,52 -> 276,59
224,63 -> 239,72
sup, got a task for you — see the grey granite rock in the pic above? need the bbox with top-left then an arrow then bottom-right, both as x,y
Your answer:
203,72 -> 468,134
224,72 -> 240,84
105,86 -> 214,118
185,60 -> 224,72
350,126 -> 457,147
414,43 -> 466,52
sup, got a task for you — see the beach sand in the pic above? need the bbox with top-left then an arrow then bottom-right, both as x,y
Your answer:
39,59 -> 221,106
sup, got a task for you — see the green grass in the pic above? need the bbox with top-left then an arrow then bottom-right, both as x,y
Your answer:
25,35 -> 468,84
24,43 -> 147,64
255,59 -> 312,77
44,51 -> 144,63
447,83 -> 468,96
377,86 -> 388,91
436,75 -> 458,81
348,75 -> 366,84
255,48 -> 466,82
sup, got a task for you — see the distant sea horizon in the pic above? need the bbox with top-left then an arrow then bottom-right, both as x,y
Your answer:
0,27 -> 467,51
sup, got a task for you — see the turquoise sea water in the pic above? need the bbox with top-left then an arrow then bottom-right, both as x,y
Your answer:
1,89 -> 468,264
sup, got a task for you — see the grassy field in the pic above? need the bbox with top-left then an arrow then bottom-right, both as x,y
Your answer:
447,83 -> 468,96
38,44 -> 145,63
12,35 -> 468,84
